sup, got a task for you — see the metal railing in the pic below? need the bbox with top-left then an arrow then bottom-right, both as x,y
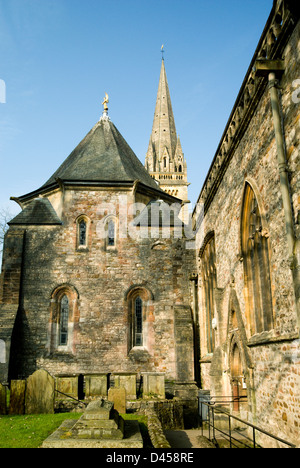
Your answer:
198,397 -> 296,449
55,389 -> 88,407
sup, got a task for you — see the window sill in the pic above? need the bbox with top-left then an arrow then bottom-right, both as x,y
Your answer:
128,346 -> 151,362
49,346 -> 74,356
76,246 -> 89,252
106,246 -> 117,252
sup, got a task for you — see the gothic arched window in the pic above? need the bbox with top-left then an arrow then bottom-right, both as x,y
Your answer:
241,183 -> 273,335
201,234 -> 217,354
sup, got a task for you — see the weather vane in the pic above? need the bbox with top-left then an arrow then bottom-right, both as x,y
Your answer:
161,44 -> 165,60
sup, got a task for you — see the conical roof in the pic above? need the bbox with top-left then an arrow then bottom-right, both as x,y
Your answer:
41,116 -> 160,192
147,59 -> 178,161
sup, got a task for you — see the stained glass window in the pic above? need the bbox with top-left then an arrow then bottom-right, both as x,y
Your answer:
108,220 -> 115,247
135,297 -> 143,346
60,295 -> 69,346
79,220 -> 87,246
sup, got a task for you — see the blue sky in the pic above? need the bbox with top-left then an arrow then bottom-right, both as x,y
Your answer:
0,0 -> 273,217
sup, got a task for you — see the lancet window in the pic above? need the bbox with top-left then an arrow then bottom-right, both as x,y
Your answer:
201,234 -> 217,354
241,183 -> 273,335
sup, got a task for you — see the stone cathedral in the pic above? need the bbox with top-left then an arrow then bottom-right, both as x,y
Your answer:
0,0 -> 299,447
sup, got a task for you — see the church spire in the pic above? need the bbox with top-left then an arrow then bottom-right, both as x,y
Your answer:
149,58 -> 178,163
145,57 -> 190,212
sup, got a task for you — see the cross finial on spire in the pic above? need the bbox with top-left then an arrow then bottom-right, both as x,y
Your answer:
100,93 -> 110,121
102,93 -> 109,112
161,44 -> 165,61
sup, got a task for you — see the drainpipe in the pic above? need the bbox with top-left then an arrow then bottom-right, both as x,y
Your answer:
190,273 -> 201,386
255,60 -> 300,330
268,72 -> 295,260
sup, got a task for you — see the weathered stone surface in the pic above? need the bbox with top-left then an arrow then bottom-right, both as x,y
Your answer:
82,399 -> 114,421
194,7 -> 300,447
145,408 -> 171,449
41,419 -> 143,448
108,387 -> 126,414
113,373 -> 136,400
41,398 -> 143,448
56,375 -> 78,399
0,383 -> 6,415
25,369 -> 55,414
9,380 -> 26,415
71,400 -> 124,440
84,374 -> 108,398
142,373 -> 165,399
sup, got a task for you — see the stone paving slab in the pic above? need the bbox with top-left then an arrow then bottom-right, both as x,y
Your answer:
164,430 -> 215,449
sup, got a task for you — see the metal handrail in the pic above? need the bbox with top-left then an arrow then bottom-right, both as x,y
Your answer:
55,389 -> 88,407
199,400 -> 296,449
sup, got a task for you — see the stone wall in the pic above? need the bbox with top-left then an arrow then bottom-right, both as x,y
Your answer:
195,10 -> 300,446
1,187 -> 195,384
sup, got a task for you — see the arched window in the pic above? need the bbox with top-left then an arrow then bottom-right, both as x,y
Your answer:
126,286 -> 154,354
134,297 -> 143,346
76,215 -> 90,250
104,217 -> 117,250
201,234 -> 217,354
49,285 -> 80,354
59,295 -> 69,346
178,165 -> 182,173
79,220 -> 87,246
241,183 -> 273,335
108,220 -> 115,247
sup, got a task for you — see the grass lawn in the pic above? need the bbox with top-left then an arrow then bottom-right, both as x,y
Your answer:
0,412 -> 151,448
0,413 -> 82,448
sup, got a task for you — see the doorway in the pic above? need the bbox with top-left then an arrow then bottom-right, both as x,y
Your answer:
230,343 -> 247,411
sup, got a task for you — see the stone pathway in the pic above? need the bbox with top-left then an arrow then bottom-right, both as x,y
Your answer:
164,430 -> 215,449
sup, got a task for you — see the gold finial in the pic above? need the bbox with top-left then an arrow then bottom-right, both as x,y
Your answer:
161,44 -> 165,60
102,93 -> 109,112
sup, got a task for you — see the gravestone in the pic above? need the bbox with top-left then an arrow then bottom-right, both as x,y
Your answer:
84,374 -> 108,399
142,372 -> 165,399
56,375 -> 78,399
73,400 -> 125,440
42,398 -> 143,448
25,369 -> 55,414
9,380 -> 26,415
113,373 -> 136,400
0,383 -> 7,415
108,387 -> 126,414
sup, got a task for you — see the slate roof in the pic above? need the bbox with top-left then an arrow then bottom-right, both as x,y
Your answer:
8,198 -> 62,226
41,116 -> 162,192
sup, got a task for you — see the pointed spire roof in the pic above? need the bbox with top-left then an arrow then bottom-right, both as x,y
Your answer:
148,59 -> 178,161
40,116 -> 161,192
175,135 -> 183,156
